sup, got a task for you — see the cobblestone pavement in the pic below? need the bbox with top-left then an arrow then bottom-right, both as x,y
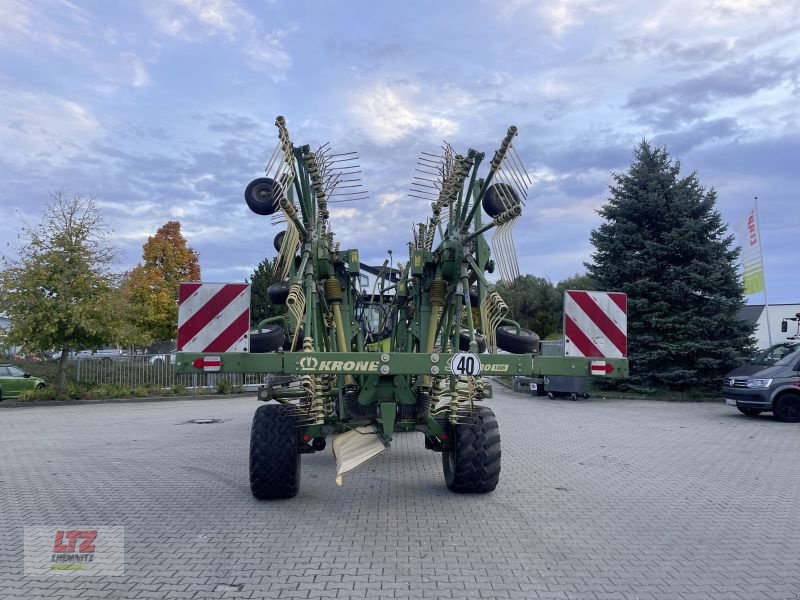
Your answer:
1,389 -> 799,600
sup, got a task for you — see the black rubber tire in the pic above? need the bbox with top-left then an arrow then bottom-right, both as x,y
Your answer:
773,394 -> 800,423
273,230 -> 286,252
250,324 -> 285,353
245,177 -> 283,216
268,282 -> 290,305
482,183 -> 521,218
468,288 -> 480,307
249,404 -> 301,499
547,392 -> 554,399
459,329 -> 487,353
36,383 -> 45,390
282,327 -> 305,350
496,325 -> 540,354
442,406 -> 501,493
737,407 -> 762,417
582,392 -> 590,399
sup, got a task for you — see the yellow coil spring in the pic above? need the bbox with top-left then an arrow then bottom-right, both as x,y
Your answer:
287,284 -> 306,351
429,279 -> 447,306
324,278 -> 343,303
276,222 -> 300,282
482,291 -> 509,353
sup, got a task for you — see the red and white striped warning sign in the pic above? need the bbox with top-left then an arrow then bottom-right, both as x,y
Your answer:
564,290 -> 627,358
177,283 -> 250,353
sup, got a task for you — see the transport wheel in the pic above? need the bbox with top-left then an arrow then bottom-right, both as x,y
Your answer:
496,325 -> 540,354
547,392 -> 554,399
458,329 -> 487,353
482,183 -> 521,218
250,324 -> 285,353
773,394 -> 800,423
245,177 -> 282,215
268,282 -> 290,305
249,404 -> 301,499
737,407 -> 762,417
582,392 -> 590,399
442,406 -> 501,493
570,393 -> 577,401
273,230 -> 286,252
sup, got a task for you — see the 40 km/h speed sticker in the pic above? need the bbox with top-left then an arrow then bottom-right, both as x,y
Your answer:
449,353 -> 482,376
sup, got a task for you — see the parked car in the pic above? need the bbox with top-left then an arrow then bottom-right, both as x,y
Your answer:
725,341 -> 800,379
723,347 -> 800,422
51,347 -> 124,361
0,364 -> 46,400
148,350 -> 177,366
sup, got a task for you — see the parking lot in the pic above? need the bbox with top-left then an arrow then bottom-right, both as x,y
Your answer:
1,388 -> 799,600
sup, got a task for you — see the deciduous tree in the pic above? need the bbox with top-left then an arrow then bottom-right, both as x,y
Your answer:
123,221 -> 200,343
0,192 -> 120,398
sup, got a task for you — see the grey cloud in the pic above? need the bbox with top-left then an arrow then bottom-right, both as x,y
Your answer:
626,56 -> 799,127
652,117 -> 742,155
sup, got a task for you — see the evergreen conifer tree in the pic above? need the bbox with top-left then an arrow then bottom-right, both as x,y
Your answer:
586,141 -> 754,391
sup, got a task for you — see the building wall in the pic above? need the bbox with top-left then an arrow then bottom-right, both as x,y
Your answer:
753,304 -> 800,349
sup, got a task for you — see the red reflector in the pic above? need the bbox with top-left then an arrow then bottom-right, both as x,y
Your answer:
441,433 -> 447,440
303,435 -> 310,441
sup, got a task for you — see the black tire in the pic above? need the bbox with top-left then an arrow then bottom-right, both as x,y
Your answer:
459,329 -> 487,353
496,325 -> 540,354
245,177 -> 283,216
36,383 -> 45,390
482,183 -> 521,218
773,394 -> 800,423
282,327 -> 304,351
547,392 -> 554,399
250,324 -> 285,353
273,230 -> 286,252
737,407 -> 762,417
268,282 -> 290,305
582,392 -> 590,399
249,404 -> 300,499
442,406 -> 501,493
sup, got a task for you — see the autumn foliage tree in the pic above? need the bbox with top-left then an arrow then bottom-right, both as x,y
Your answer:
123,221 -> 200,343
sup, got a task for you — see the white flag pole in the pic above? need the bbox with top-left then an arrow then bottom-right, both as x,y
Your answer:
754,196 -> 773,346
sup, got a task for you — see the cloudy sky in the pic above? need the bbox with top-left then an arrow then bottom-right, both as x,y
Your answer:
0,0 -> 797,305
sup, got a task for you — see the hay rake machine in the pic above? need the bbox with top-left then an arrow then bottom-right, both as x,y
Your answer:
176,116 -> 629,499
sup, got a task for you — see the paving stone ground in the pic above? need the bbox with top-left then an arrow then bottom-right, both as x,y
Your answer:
1,389 -> 799,600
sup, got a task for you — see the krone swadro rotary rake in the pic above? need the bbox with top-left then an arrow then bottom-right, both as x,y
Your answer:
176,116 -> 629,499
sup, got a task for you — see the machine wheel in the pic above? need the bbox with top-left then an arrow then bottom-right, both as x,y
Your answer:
482,183 -> 521,218
496,325 -> 540,354
36,383 -> 45,390
459,329 -> 487,353
250,325 -> 285,353
249,404 -> 301,499
737,407 -> 762,417
442,406 -> 501,493
773,394 -> 800,423
268,282 -> 290,305
273,230 -> 286,252
245,177 -> 282,216
547,392 -> 554,399
282,327 -> 305,350
570,393 -> 578,401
